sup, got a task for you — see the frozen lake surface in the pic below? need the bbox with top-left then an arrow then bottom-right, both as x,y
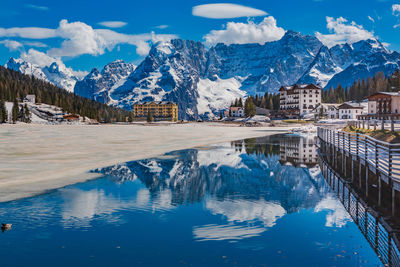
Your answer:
0,134 -> 382,266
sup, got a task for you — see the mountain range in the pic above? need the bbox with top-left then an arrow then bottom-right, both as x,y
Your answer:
5,30 -> 400,119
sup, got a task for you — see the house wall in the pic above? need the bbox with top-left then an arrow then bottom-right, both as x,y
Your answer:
327,108 -> 339,119
299,89 -> 321,116
392,96 -> 400,113
368,101 -> 377,114
133,103 -> 178,121
339,108 -> 363,119
279,87 -> 321,117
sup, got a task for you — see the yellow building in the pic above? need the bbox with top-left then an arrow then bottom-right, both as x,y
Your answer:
133,101 -> 178,121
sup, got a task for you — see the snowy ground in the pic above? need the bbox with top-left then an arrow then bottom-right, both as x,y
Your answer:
0,123 -> 291,202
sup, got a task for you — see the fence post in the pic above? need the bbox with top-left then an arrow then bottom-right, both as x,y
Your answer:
374,120 -> 377,130
392,189 -> 396,218
366,166 -> 369,198
367,120 -> 370,130
389,233 -> 393,267
356,133 -> 359,157
389,146 -> 392,178
391,120 -> 394,132
381,120 -> 384,131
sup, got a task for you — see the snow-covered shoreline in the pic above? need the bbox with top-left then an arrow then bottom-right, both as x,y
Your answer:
0,123 -> 291,202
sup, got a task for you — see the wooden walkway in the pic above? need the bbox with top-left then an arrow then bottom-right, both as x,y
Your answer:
317,127 -> 400,190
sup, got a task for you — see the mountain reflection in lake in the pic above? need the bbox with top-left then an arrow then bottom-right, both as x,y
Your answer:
0,135 -> 382,266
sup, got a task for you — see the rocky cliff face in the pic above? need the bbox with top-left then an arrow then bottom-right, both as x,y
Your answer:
74,60 -> 136,104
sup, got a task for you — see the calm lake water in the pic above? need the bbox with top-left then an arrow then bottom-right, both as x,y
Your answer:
0,135 -> 382,266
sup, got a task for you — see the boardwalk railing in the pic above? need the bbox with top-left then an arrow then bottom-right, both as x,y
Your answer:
348,120 -> 400,132
320,158 -> 400,267
317,127 -> 400,184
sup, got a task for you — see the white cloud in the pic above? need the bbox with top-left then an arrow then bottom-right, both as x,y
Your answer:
393,4 -> 400,15
193,3 -> 267,19
155,25 -> 169,29
203,16 -> 285,46
0,19 -> 177,58
21,49 -> 62,67
314,195 -> 351,228
205,198 -> 286,227
0,27 -> 57,39
193,223 -> 265,241
25,4 -> 49,11
95,28 -> 176,56
48,20 -> 109,58
368,16 -> 375,23
315,17 -> 375,48
395,24 -> 400,29
98,21 -> 127,28
0,39 -> 23,51
22,41 -> 48,48
72,70 -> 89,79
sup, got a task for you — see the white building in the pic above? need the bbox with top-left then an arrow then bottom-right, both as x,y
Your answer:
326,104 -> 340,119
23,95 -> 36,104
311,103 -> 340,119
338,103 -> 365,119
230,107 -> 244,117
279,84 -> 322,118
367,92 -> 400,114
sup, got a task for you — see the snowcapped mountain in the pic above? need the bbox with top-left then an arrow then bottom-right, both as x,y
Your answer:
75,31 -> 400,119
74,60 -> 136,104
5,58 -> 49,82
76,32 -> 326,119
298,39 -> 400,88
5,58 -> 79,92
6,31 -> 400,120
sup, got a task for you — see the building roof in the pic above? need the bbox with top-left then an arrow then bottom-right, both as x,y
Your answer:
338,103 -> 364,109
230,107 -> 243,111
367,92 -> 400,100
279,83 -> 321,91
133,101 -> 176,105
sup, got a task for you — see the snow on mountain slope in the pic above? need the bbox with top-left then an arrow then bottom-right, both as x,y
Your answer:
43,62 -> 79,92
108,39 -> 208,119
5,58 -> 49,82
5,58 -> 79,92
74,60 -> 135,103
196,76 -> 246,118
300,39 -> 400,89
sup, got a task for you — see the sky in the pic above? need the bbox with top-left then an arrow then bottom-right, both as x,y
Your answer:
1,0 -> 400,77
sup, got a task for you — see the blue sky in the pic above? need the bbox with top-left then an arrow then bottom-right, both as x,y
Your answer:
1,0 -> 400,75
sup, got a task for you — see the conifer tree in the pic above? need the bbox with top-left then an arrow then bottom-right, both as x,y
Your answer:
147,111 -> 154,122
0,66 -> 132,122
11,98 -> 19,123
23,103 -> 31,123
0,98 -> 6,123
244,98 -> 256,117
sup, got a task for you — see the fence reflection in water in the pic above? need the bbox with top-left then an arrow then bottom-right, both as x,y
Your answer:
319,158 -> 400,267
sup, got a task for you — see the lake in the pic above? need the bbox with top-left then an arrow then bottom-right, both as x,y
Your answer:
0,134 -> 382,266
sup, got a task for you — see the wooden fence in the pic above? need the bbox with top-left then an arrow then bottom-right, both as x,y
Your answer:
320,158 -> 400,267
317,127 -> 400,186
348,120 -> 400,132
